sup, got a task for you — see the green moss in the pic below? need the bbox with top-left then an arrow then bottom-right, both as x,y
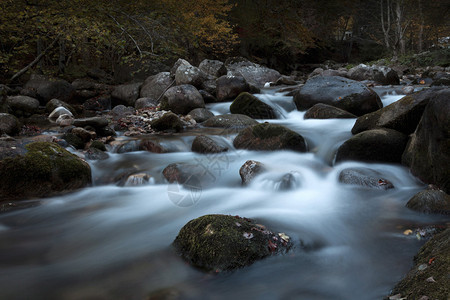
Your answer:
90,140 -> 106,151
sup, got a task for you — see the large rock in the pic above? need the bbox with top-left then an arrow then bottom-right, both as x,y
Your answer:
0,113 -> 20,135
225,57 -> 281,88
338,168 -> 394,190
233,123 -> 307,152
150,112 -> 183,132
202,114 -> 258,128
352,87 -> 445,135
45,98 -> 75,115
335,128 -> 408,163
348,64 -> 399,85
402,91 -> 450,193
198,59 -> 226,78
230,92 -> 276,119
239,160 -> 265,185
21,75 -> 75,104
111,82 -> 142,107
160,84 -> 205,115
187,108 -> 214,123
0,142 -> 91,200
135,97 -> 158,110
390,228 -> 450,299
216,75 -> 250,102
294,76 -> 382,116
191,135 -> 228,154
175,60 -> 208,88
406,187 -> 450,215
304,103 -> 356,119
173,214 -> 292,272
6,95 -> 40,116
139,72 -> 172,101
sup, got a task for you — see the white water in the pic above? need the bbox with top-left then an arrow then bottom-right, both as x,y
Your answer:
0,88 -> 445,300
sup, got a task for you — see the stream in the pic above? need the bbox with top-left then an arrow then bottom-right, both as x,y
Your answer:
0,87 -> 447,300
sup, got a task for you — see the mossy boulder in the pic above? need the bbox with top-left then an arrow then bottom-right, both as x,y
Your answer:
173,214 -> 292,272
0,141 -> 91,200
406,188 -> 450,215
335,128 -> 408,164
202,114 -> 258,128
150,112 -> 183,132
233,123 -> 307,152
304,103 -> 356,119
230,92 -> 276,119
390,228 -> 450,299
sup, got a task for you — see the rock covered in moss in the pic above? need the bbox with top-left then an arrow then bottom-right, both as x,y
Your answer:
173,214 -> 292,272
230,92 -> 276,119
233,123 -> 307,152
406,187 -> 450,215
150,112 -> 183,132
0,141 -> 91,200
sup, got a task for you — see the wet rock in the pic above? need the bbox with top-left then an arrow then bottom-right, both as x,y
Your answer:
72,127 -> 96,143
277,173 -> 300,190
160,84 -> 205,115
294,76 -> 382,116
175,60 -> 208,89
139,140 -> 167,153
135,97 -> 158,110
89,140 -> 106,151
48,107 -> 73,120
304,103 -> 356,119
150,112 -> 183,132
0,113 -> 20,136
45,98 -> 76,115
111,105 -> 135,118
199,90 -> 217,103
0,141 -> 91,200
62,133 -> 85,149
85,147 -> 109,160
216,75 -> 250,102
233,123 -> 307,152
338,168 -> 394,190
163,162 -> 213,189
202,114 -> 258,128
430,72 -> 450,86
230,92 -> 276,119
348,64 -> 399,85
123,173 -> 151,187
140,72 -> 172,101
225,57 -> 281,88
406,188 -> 450,215
192,135 -> 228,154
111,82 -> 142,107
187,108 -> 214,123
239,160 -> 265,185
273,75 -> 298,86
6,95 -> 40,116
21,75 -> 75,104
73,117 -> 109,129
335,128 -> 408,164
390,228 -> 450,299
173,214 -> 291,272
56,114 -> 74,127
198,59 -> 226,78
402,89 -> 450,193
352,87 -> 445,135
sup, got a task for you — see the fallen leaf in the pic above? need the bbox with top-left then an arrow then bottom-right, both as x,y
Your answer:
403,229 -> 413,235
428,257 -> 435,265
426,276 -> 436,283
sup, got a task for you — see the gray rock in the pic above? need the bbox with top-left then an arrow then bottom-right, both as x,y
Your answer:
48,107 -> 73,120
0,113 -> 20,135
216,75 -> 250,102
348,64 -> 399,85
406,188 -> 450,215
304,103 -> 356,119
198,59 -> 226,78
140,72 -> 172,100
150,112 -> 183,132
230,92 -> 276,119
22,75 -> 75,104
225,57 -> 281,88
338,168 -> 394,190
175,60 -> 208,88
239,160 -> 265,185
73,117 -> 108,129
187,108 -> 214,123
45,98 -> 75,115
111,82 -> 142,106
191,135 -> 228,154
202,114 -> 258,128
135,97 -> 158,109
160,84 -> 205,115
6,95 -> 40,116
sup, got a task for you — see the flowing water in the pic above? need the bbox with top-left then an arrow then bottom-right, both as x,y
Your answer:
0,88 -> 447,300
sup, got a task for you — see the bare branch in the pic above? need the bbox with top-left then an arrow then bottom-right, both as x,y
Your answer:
107,13 -> 142,58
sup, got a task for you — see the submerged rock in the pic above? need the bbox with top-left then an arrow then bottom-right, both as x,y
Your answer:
173,214 -> 292,272
338,168 -> 394,190
406,188 -> 450,215
0,141 -> 91,200
230,92 -> 276,119
233,123 -> 307,152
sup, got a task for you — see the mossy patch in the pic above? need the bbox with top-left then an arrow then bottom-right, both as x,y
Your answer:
173,214 -> 292,272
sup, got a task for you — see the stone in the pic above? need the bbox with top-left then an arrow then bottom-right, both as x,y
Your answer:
348,64 -> 400,85
48,107 -> 73,120
62,133 -> 85,149
0,113 -> 20,136
338,168 -> 394,190
135,97 -> 158,109
6,95 -> 40,116
239,160 -> 265,185
230,92 -> 276,119
225,57 -> 281,88
187,108 -> 214,123
150,112 -> 183,132
406,188 -> 450,215
56,114 -> 74,127
139,72 -> 173,101
233,123 -> 307,152
160,84 -> 205,115
111,82 -> 142,106
304,103 -> 356,119
191,135 -> 228,154
45,98 -> 76,115
72,127 -> 96,142
202,114 -> 258,128
173,214 -> 292,272
216,75 -> 250,102
335,128 -> 408,164
73,117 -> 108,129
175,60 -> 208,88
198,59 -> 226,78
294,76 -> 382,116
22,75 -> 75,104
0,142 -> 91,200
199,90 -> 217,103
85,147 -> 109,160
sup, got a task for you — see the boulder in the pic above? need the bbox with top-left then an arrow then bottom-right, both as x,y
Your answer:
62,133 -> 85,149
335,128 -> 408,163
202,114 -> 258,128
198,59 -> 226,78
111,105 -> 135,118
139,72 -> 172,100
230,92 -> 276,119
430,72 -> 450,86
6,95 -> 40,116
239,160 -> 265,185
73,117 -> 109,129
188,108 -> 214,123
0,113 -> 20,135
225,57 -> 281,88
216,75 -> 250,102
402,90 -> 450,193
201,79 -> 217,96
160,84 -> 205,115
89,140 -> 106,151
45,98 -> 76,115
72,127 -> 96,142
277,173 -> 300,190
111,82 -> 142,106
338,168 -> 394,190
352,87 -> 445,135
348,64 -> 400,85
199,90 -> 217,103
406,188 -> 450,215
191,135 -> 228,154
21,75 -> 75,104
0,142 -> 91,200
150,112 -> 183,132
135,97 -> 158,109
304,103 -> 356,119
162,162 -> 215,189
390,228 -> 450,299
294,76 -> 382,116
233,123 -> 307,152
85,147 -> 109,160
172,214 -> 292,272
175,60 -> 208,88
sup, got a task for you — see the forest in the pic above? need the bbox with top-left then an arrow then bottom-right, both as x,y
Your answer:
1,0 -> 449,82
